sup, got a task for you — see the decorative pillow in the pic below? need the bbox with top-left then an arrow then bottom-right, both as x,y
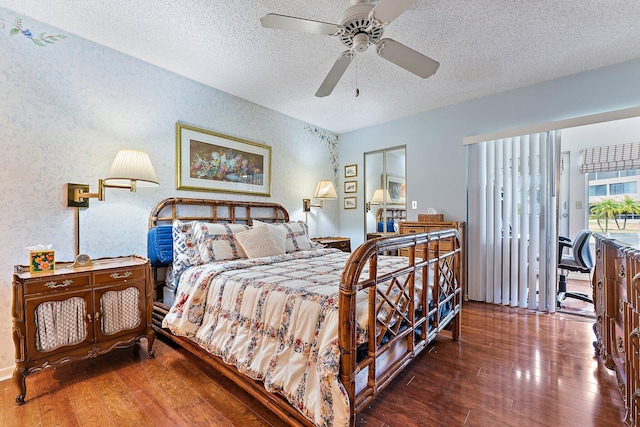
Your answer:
147,225 -> 173,267
235,226 -> 285,259
252,220 -> 287,253
172,220 -> 201,285
280,221 -> 312,252
282,221 -> 311,252
192,221 -> 250,263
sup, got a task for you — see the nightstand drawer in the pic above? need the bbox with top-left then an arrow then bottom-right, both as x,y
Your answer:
95,266 -> 146,285
312,237 -> 351,253
24,273 -> 91,295
332,240 -> 350,251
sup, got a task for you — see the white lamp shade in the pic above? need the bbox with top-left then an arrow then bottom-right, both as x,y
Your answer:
313,180 -> 338,199
370,188 -> 391,204
103,149 -> 159,188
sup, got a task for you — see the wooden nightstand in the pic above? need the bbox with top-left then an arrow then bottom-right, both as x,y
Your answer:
12,255 -> 155,404
312,237 -> 351,252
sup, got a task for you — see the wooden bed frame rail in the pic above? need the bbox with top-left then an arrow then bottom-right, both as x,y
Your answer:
340,229 -> 462,423
148,198 -> 462,426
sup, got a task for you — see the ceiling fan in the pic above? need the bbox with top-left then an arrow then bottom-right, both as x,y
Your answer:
260,0 -> 439,98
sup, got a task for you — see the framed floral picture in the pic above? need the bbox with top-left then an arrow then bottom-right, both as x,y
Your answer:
176,123 -> 271,196
344,164 -> 358,178
344,180 -> 357,193
344,197 -> 357,209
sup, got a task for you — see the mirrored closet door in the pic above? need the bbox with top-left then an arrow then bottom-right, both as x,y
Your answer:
363,146 -> 406,242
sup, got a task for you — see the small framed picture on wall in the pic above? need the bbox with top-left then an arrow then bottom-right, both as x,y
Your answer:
344,197 -> 357,209
344,164 -> 357,178
344,180 -> 357,193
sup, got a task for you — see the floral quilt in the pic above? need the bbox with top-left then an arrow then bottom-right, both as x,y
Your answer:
162,249 -> 426,427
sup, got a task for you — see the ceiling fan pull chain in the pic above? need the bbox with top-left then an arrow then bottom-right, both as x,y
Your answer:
355,54 -> 360,97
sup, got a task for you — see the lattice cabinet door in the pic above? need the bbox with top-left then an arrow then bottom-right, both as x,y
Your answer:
94,281 -> 146,340
25,290 -> 93,360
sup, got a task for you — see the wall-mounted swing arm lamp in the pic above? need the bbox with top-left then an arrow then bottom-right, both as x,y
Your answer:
303,180 -> 338,212
366,188 -> 391,212
67,149 -> 159,208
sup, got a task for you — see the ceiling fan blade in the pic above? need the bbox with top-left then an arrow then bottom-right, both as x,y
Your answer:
315,50 -> 354,98
260,13 -> 340,35
376,38 -> 439,79
369,0 -> 417,26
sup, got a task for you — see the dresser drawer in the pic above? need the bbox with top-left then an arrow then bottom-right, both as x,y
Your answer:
613,283 -> 628,325
399,247 -> 426,259
24,273 -> 91,295
94,266 -> 146,285
609,318 -> 627,376
400,225 -> 427,234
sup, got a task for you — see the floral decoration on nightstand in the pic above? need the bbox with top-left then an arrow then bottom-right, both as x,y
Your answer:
6,17 -> 66,46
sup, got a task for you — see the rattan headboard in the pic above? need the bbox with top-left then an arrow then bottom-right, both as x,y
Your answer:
148,198 -> 290,303
375,207 -> 406,223
148,197 -> 290,229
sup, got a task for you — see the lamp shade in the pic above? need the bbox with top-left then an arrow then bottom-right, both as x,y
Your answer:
103,149 -> 159,188
370,188 -> 391,204
313,180 -> 338,199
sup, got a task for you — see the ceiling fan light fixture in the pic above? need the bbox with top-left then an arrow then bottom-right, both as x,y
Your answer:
352,33 -> 370,52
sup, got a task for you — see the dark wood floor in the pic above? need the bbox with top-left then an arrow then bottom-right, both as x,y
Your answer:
1,302 -> 625,427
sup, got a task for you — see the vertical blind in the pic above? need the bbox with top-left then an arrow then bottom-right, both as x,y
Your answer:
467,131 -> 560,311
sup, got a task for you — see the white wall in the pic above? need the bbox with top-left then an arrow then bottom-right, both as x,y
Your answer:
0,7 -> 338,374
340,59 -> 640,247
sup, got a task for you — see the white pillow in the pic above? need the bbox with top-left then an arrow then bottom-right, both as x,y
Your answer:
252,220 -> 287,252
235,226 -> 285,259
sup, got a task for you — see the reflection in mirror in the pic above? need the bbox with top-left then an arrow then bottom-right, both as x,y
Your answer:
364,146 -> 406,242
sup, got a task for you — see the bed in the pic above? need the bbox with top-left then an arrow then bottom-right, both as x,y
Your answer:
147,197 -> 463,426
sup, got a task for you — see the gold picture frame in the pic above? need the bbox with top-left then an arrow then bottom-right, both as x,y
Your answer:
344,180 -> 357,193
344,196 -> 357,209
344,164 -> 358,178
176,123 -> 271,196
385,175 -> 406,204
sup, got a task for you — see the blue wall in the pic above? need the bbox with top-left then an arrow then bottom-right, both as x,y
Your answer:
339,59 -> 640,247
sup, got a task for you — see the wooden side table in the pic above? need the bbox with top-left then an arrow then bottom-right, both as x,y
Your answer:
312,237 -> 351,252
12,255 -> 155,404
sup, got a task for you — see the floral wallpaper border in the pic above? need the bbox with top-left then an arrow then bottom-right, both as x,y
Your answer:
1,16 -> 66,46
306,126 -> 339,187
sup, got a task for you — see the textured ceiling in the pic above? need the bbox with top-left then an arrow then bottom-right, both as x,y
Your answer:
3,0 -> 640,133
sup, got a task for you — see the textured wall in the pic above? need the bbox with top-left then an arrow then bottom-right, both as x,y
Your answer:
0,8 -> 338,373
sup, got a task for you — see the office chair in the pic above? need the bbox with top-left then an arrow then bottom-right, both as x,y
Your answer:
557,229 -> 594,307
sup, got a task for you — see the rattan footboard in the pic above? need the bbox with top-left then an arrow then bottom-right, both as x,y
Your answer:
148,198 -> 463,426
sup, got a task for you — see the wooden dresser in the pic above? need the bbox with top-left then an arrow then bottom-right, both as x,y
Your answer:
593,233 -> 640,425
398,220 -> 466,299
12,255 -> 155,404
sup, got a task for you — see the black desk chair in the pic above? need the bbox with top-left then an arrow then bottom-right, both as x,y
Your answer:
557,229 -> 594,307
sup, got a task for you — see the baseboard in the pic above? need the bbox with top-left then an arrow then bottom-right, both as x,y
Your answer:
0,365 -> 13,382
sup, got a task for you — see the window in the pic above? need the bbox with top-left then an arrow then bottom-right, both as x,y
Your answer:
609,181 -> 637,195
620,170 -> 640,178
598,171 -> 619,180
589,184 -> 607,196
